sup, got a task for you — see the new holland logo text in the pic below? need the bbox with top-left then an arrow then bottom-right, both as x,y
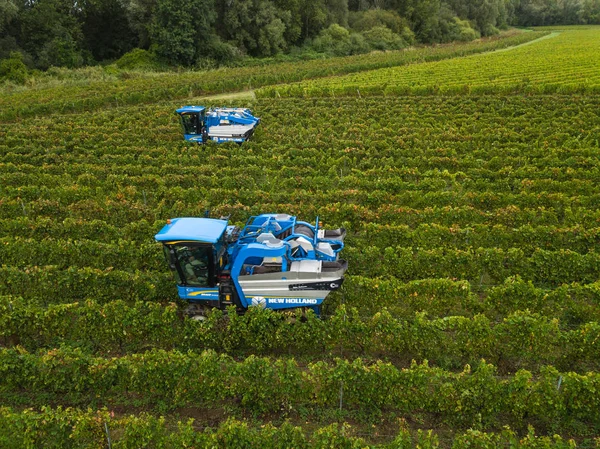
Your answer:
251,297 -> 318,306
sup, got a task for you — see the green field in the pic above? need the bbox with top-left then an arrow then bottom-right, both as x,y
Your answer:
259,27 -> 600,97
1,28 -> 600,447
0,30 -> 545,122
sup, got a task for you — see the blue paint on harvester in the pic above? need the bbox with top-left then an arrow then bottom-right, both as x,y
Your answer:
155,214 -> 347,316
175,106 -> 260,144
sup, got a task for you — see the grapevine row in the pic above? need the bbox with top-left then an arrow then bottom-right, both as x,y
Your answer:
0,266 -> 171,305
257,29 -> 600,98
3,97 -> 598,165
3,171 -> 600,198
2,161 -> 600,187
3,197 -> 600,230
2,299 -> 599,373
2,346 -> 600,435
3,269 -> 600,322
0,407 -> 583,449
2,188 -> 598,228
342,275 -> 600,323
2,216 -> 598,255
345,246 -> 600,285
2,240 -> 598,288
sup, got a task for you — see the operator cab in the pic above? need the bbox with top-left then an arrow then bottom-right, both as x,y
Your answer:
162,244 -> 215,287
155,217 -> 229,290
176,106 -> 206,142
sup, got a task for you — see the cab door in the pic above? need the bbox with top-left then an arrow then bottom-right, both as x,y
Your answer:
162,243 -> 220,302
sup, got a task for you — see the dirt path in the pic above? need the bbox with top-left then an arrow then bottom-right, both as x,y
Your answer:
189,90 -> 256,103
490,31 -> 560,53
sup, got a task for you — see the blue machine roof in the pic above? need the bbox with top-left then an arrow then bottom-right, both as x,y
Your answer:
155,218 -> 228,244
176,106 -> 206,114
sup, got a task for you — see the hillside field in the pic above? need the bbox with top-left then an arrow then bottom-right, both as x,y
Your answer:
1,27 -> 600,447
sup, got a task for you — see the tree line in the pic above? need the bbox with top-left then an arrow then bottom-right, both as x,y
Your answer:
0,0 -> 599,72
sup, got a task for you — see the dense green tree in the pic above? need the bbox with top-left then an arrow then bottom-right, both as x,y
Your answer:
410,0 -> 443,42
1,0 -> 599,70
348,8 -> 416,51
582,0 -> 600,22
0,0 -> 18,33
300,0 -> 329,38
149,0 -> 216,65
149,0 -> 195,65
348,8 -> 406,33
0,1 -> 21,62
122,0 -> 156,48
220,0 -> 290,57
445,0 -> 502,35
560,0 -> 586,23
81,0 -> 136,61
18,0 -> 89,68
495,0 -> 510,28
511,0 -> 587,25
362,25 -> 410,49
272,0 -> 303,44
311,23 -> 369,55
326,0 -> 349,27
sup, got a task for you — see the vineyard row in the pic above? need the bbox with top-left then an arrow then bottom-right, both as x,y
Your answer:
2,298 -> 600,373
1,237 -> 599,286
2,216 -> 599,254
2,159 -> 600,183
3,171 -> 600,197
0,407 -> 584,449
4,266 -> 600,319
1,347 -> 600,434
2,189 -> 599,228
257,29 -> 600,99
259,80 -> 600,98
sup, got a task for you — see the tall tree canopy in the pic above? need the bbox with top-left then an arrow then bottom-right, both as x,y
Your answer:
0,0 -> 598,72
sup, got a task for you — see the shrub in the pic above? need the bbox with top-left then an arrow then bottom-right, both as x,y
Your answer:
451,18 -> 481,42
361,26 -> 410,51
114,48 -> 162,70
0,51 -> 28,84
311,24 -> 370,56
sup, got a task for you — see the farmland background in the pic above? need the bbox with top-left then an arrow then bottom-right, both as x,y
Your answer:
1,26 -> 600,447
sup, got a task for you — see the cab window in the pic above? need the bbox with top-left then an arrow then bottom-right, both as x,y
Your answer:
180,113 -> 199,135
175,245 -> 211,287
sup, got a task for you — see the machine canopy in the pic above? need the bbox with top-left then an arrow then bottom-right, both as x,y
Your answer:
155,218 -> 228,244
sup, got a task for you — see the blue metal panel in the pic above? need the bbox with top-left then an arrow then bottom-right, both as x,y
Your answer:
155,218 -> 228,243
177,285 -> 219,301
230,243 -> 289,308
184,134 -> 205,143
176,106 -> 206,114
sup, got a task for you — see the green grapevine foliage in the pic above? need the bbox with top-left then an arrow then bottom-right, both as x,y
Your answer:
1,26 -> 600,443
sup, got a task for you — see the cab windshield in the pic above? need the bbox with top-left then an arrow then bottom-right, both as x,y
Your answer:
180,113 -> 201,135
168,244 -> 213,287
